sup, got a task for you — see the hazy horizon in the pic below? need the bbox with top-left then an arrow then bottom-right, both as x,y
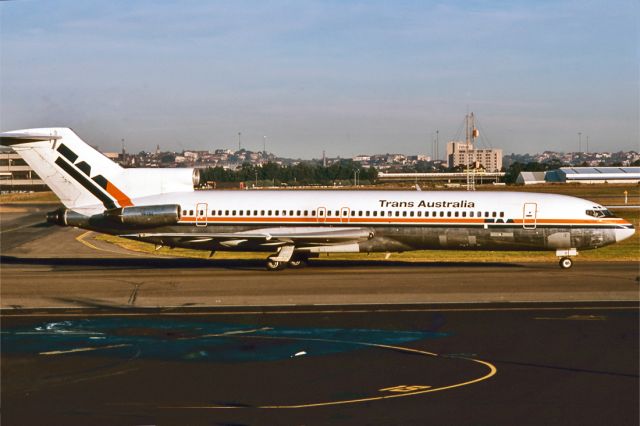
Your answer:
1,1 -> 638,158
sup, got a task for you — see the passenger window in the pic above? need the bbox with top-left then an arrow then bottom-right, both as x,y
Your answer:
380,211 -> 385,217
335,210 -> 339,216
239,210 -> 243,216
282,210 -> 286,216
304,210 -> 308,216
260,210 -> 265,215
462,212 -> 466,217
447,211 -> 452,217
454,211 -> 459,217
312,210 -> 316,216
275,210 -> 279,216
290,210 -> 294,216
373,211 -> 378,217
232,210 -> 236,216
189,210 -> 194,215
439,211 -> 444,217
484,212 -> 489,218
182,210 -> 187,215
268,210 -> 272,215
254,210 -> 258,215
402,211 -> 407,217
366,211 -> 370,216
470,211 -> 474,218
500,212 -> 504,218
327,211 -> 332,217
492,212 -> 497,218
297,210 -> 301,216
394,211 -> 399,217
417,211 -> 421,217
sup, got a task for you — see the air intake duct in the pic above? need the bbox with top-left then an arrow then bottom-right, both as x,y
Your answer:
104,204 -> 181,227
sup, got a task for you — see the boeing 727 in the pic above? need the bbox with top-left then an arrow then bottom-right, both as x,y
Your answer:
1,128 -> 635,270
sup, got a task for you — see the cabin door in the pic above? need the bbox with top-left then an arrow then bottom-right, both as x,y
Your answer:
196,202 -> 208,227
522,202 -> 537,229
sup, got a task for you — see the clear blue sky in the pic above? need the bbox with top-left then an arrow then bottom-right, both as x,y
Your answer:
1,0 -> 638,158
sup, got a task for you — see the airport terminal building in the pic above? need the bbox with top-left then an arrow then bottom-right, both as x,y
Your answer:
0,150 -> 47,191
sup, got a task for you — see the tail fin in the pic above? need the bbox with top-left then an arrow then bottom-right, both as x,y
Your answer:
2,127 -> 198,210
1,128 -> 130,209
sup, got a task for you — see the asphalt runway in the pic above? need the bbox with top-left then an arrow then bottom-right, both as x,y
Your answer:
1,204 -> 639,425
2,304 -> 638,425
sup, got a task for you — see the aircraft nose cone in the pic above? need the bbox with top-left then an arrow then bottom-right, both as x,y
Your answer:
615,226 -> 635,242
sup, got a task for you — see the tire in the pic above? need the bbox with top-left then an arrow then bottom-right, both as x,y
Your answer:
265,258 -> 285,271
288,258 -> 308,269
559,257 -> 573,269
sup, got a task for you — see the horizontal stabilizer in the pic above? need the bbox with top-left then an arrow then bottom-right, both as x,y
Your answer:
0,132 -> 62,145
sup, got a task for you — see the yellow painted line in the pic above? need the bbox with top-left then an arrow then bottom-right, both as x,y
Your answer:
379,385 -> 432,393
0,221 -> 44,233
163,335 -> 497,409
75,231 -> 102,251
2,305 -> 637,318
75,231 -> 146,257
39,343 -> 130,356
534,315 -> 607,321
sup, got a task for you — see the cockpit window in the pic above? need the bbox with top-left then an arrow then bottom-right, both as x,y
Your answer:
586,209 -> 614,218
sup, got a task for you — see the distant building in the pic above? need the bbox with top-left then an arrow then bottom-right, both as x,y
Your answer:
516,171 -> 547,185
446,141 -> 502,172
378,171 -> 504,184
546,167 -> 640,184
0,150 -> 47,191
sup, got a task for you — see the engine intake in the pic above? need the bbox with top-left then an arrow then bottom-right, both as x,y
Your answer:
104,204 -> 181,227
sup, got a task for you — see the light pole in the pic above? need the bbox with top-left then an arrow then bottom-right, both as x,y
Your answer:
578,132 -> 582,154
238,132 -> 242,151
263,135 -> 267,153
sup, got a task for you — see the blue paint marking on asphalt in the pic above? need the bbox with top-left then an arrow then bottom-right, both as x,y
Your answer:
1,318 -> 449,363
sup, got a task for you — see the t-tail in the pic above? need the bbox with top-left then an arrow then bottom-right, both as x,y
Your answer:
0,127 -> 199,218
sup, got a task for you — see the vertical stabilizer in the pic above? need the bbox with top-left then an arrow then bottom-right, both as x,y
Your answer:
0,128 -> 128,210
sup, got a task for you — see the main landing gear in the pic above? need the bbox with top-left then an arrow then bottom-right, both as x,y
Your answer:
265,249 -> 312,271
556,249 -> 578,270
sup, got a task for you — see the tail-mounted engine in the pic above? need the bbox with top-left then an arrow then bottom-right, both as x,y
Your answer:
104,204 -> 181,227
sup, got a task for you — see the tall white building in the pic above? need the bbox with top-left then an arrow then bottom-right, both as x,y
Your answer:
446,141 -> 503,172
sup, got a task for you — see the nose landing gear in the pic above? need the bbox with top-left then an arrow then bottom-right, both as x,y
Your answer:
556,248 -> 577,270
559,257 -> 573,269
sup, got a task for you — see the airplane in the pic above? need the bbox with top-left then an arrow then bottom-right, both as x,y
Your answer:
0,127 -> 635,271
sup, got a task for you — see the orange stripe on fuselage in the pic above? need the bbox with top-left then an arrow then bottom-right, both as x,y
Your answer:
178,216 -> 630,226
105,182 -> 133,207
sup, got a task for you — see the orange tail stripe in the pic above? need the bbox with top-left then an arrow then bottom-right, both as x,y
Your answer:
105,182 -> 134,207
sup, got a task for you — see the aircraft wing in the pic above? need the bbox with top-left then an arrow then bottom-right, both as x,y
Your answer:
121,226 -> 374,247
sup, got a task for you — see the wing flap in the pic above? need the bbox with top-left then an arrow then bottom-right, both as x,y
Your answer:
122,226 -> 374,247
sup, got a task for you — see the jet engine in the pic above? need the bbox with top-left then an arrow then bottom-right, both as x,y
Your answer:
104,204 -> 181,227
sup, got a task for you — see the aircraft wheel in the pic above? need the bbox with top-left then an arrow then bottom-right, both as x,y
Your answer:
266,258 -> 286,271
288,258 -> 308,269
559,257 -> 573,269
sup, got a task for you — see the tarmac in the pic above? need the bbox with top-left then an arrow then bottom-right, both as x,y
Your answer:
1,204 -> 638,425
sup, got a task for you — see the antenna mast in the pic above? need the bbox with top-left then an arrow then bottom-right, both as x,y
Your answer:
466,112 -> 478,191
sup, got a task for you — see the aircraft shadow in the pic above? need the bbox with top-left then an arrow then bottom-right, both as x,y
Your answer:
0,255 -> 522,270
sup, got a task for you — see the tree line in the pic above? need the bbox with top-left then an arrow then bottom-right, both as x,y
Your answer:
199,160 -> 378,186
